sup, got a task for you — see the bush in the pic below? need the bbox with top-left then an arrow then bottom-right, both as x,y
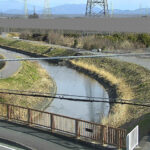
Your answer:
73,39 -> 78,48
137,33 -> 150,48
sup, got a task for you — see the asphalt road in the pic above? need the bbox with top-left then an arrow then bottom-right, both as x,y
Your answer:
0,120 -> 106,150
0,48 -> 21,78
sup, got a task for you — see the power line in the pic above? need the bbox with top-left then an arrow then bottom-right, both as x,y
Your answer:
0,89 -> 144,102
0,89 -> 150,108
0,53 -> 150,62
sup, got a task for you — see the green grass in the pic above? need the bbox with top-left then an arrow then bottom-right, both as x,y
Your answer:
0,37 -> 50,54
138,113 -> 150,138
0,37 -> 149,136
0,37 -> 76,57
0,61 -> 40,90
47,48 -> 76,57
0,61 -> 56,109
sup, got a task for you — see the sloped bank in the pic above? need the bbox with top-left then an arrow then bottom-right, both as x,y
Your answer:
0,37 -> 149,137
0,60 -> 56,111
0,55 -> 5,70
68,59 -> 150,137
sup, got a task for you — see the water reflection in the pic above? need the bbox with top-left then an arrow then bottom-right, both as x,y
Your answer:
0,48 -> 110,123
41,62 -> 110,123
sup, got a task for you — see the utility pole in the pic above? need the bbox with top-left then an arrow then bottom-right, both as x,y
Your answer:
86,0 -> 108,16
24,0 -> 28,18
43,0 -> 51,18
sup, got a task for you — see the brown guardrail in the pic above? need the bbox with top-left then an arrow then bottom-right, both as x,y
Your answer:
0,102 -> 126,149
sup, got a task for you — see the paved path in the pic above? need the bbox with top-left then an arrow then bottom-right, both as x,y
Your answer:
0,120 -> 106,150
134,136 -> 150,150
0,48 -> 21,78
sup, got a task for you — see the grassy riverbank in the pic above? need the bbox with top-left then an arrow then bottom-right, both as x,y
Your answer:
69,58 -> 150,136
0,37 -> 76,57
0,61 -> 56,110
0,55 -> 5,70
0,36 -> 149,136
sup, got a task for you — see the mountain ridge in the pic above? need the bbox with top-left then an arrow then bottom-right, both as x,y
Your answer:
0,2 -> 149,15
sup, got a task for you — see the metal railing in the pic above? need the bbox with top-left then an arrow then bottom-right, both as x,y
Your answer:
0,102 -> 126,149
126,125 -> 139,150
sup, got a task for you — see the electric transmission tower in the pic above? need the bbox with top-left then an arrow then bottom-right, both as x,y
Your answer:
24,0 -> 28,18
43,0 -> 51,17
86,0 -> 108,16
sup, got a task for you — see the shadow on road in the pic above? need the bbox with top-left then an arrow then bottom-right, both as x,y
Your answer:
0,120 -> 112,150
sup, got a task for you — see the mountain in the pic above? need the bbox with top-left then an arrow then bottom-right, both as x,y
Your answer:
51,4 -> 86,14
0,2 -> 150,15
0,0 -> 42,14
112,8 -> 150,15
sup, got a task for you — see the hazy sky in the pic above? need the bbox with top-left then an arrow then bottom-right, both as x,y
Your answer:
17,0 -> 149,10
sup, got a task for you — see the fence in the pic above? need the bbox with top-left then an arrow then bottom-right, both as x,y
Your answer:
0,102 -> 126,149
126,126 -> 139,150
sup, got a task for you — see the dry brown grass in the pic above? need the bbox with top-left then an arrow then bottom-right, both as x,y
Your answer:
70,59 -> 135,127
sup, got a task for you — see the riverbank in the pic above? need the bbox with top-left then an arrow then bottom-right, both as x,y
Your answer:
68,58 -> 150,137
0,37 -> 149,137
0,37 -> 76,57
0,60 -> 56,110
0,55 -> 5,70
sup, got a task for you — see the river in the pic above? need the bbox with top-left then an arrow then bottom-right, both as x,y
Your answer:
0,48 -> 110,123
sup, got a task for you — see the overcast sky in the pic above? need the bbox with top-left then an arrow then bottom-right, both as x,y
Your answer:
17,0 -> 149,10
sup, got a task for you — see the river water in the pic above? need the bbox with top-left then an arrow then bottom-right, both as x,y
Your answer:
41,62 -> 109,123
0,48 -> 110,123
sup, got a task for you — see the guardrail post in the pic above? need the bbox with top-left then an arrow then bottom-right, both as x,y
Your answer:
116,129 -> 123,149
75,119 -> 79,138
7,104 -> 10,120
117,129 -> 121,149
51,114 -> 55,132
28,108 -> 31,126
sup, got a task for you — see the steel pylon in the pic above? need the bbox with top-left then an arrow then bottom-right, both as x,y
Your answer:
24,0 -> 28,18
86,0 -> 108,16
44,0 -> 51,17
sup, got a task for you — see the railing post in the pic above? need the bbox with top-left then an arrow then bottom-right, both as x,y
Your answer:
51,114 -> 55,132
7,104 -> 10,120
101,126 -> 105,144
103,126 -> 108,146
117,130 -> 121,149
28,108 -> 31,126
75,119 -> 79,138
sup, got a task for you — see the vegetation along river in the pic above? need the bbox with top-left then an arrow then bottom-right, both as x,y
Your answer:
1,49 -> 110,123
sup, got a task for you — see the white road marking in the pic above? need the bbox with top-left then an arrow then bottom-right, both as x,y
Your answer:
0,144 -> 16,150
